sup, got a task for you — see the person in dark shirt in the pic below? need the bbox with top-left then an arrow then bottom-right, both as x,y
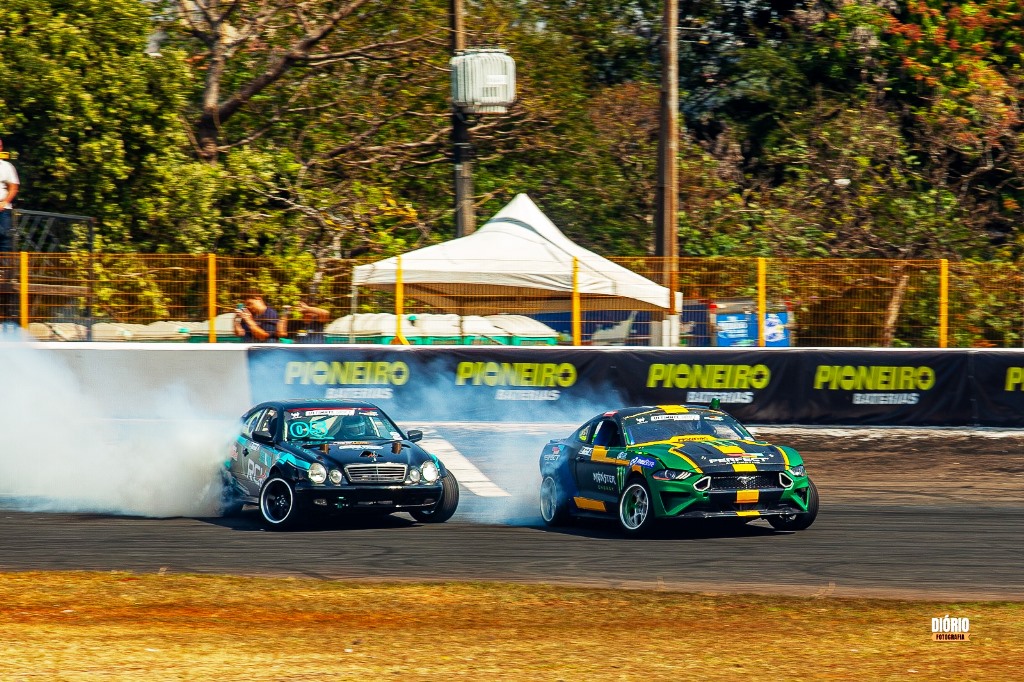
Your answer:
277,300 -> 330,344
233,292 -> 279,342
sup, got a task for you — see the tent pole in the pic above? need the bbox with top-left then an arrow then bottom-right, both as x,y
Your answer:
572,257 -> 581,346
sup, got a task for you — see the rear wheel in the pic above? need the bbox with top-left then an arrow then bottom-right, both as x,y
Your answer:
768,479 -> 819,532
411,472 -> 459,523
618,479 -> 656,536
539,475 -> 569,526
259,477 -> 299,530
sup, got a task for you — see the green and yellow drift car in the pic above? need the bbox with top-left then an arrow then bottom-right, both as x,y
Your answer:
538,404 -> 818,535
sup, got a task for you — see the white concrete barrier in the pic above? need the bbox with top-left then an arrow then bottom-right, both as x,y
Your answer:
25,343 -> 252,419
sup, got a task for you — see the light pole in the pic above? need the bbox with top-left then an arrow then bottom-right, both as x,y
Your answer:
450,0 -> 475,237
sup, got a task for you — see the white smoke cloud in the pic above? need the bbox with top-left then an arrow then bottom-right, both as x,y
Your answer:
0,331 -> 236,517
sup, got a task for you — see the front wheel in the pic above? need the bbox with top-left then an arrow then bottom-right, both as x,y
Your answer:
768,479 -> 819,532
539,475 -> 569,526
259,477 -> 299,530
618,479 -> 656,536
411,472 -> 459,523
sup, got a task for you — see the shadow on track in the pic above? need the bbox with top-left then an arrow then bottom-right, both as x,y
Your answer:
528,517 -> 781,541
198,506 -> 421,532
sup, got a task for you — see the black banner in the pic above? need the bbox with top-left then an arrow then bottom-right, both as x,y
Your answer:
969,351 -> 1024,427
248,345 -> 627,423
247,346 -> 1005,426
796,349 -> 973,426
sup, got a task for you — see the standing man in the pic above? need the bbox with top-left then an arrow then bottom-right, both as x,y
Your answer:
0,137 -> 19,326
0,137 -> 19,252
233,292 -> 279,342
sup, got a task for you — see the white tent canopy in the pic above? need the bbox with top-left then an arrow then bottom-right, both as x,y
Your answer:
352,194 -> 681,314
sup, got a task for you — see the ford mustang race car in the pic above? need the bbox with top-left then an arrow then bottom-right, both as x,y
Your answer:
225,400 -> 459,529
538,404 -> 818,535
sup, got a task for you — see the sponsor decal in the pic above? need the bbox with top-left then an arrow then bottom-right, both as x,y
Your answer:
931,616 -> 970,641
580,446 -> 593,457
635,417 -> 647,424
1005,367 -> 1024,391
246,458 -> 266,484
388,431 -> 401,439
813,365 -> 935,391
814,365 -> 934,408
629,456 -> 657,469
707,456 -> 770,464
455,361 -> 577,387
852,393 -> 919,405
543,454 -> 560,461
284,361 -> 410,386
358,409 -> 379,415
292,408 -> 357,416
495,389 -> 561,401
551,446 -> 561,456
652,414 -> 700,421
288,420 -> 332,438
592,472 -> 616,485
325,387 -> 394,400
647,363 -> 771,390
686,391 -> 754,404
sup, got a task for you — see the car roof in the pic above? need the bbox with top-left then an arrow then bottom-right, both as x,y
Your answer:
247,399 -> 383,413
609,405 -> 725,419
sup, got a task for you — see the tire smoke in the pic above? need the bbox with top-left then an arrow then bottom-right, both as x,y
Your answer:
0,333 -> 236,517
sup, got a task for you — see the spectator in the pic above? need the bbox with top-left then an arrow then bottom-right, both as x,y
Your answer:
0,137 -> 18,253
277,300 -> 331,344
233,292 -> 279,343
0,137 -> 18,326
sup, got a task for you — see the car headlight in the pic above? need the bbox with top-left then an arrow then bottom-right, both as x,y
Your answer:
652,469 -> 694,481
421,460 -> 439,483
788,465 -> 806,477
329,469 -> 343,485
407,468 -> 422,484
308,462 -> 327,484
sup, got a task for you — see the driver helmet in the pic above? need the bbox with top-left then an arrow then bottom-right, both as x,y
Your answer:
339,414 -> 368,438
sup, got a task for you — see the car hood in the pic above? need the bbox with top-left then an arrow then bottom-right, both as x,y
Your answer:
636,437 -> 793,473
284,440 -> 425,468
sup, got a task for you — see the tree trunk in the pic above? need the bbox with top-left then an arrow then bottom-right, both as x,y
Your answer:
881,268 -> 910,347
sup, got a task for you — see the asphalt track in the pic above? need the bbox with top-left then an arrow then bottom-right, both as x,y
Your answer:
2,424 -> 1022,601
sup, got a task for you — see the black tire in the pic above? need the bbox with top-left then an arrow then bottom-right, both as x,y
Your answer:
539,475 -> 570,526
768,479 -> 819,532
618,478 -> 657,536
411,472 -> 460,523
259,476 -> 300,530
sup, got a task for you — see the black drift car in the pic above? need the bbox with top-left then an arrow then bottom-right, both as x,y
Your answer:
225,400 -> 459,529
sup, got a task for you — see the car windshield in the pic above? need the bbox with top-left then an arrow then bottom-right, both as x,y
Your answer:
622,411 -> 752,445
283,407 -> 403,443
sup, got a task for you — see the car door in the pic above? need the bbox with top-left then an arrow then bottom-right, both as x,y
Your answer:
237,408 -> 277,497
573,417 -> 627,512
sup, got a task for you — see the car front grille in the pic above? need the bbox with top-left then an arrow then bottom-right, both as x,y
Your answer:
709,473 -> 779,490
345,463 -> 408,484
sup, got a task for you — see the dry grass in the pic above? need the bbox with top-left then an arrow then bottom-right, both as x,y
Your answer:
0,572 -> 1020,681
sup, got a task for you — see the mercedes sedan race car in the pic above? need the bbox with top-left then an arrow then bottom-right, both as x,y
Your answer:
225,400 -> 459,529
538,404 -> 818,535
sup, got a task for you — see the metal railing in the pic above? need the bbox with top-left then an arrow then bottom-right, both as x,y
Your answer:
2,253 -> 1021,347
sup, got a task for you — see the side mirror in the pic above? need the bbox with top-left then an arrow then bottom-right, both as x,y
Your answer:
252,432 -> 274,445
406,429 -> 423,443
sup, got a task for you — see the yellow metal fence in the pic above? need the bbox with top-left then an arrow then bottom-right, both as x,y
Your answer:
0,253 -> 1020,347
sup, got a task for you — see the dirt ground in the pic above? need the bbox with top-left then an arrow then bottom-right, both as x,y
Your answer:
748,427 -> 1024,507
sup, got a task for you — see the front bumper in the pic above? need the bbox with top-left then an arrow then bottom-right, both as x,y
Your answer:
652,476 -> 813,520
294,482 -> 443,512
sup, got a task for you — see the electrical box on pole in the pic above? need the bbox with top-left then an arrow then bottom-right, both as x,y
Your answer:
449,47 -> 516,237
451,48 -> 517,114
